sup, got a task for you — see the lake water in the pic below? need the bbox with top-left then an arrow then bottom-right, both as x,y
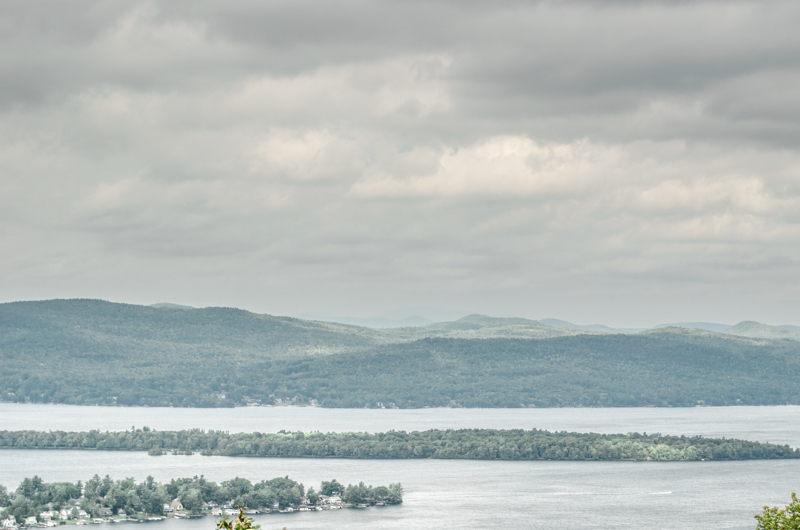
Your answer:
2,404 -> 799,529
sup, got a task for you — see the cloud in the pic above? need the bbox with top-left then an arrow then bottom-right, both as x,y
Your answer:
1,0 -> 800,325
350,137 -> 623,199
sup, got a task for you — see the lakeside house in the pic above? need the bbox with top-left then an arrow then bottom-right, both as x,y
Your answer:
0,497 -> 381,530
0,476 -> 395,529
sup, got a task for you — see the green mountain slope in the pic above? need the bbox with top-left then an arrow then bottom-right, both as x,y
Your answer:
262,331 -> 800,408
2,300 -> 800,408
0,299 -> 384,406
0,298 -> 382,358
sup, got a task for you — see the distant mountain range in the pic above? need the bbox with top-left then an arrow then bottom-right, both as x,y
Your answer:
2,299 -> 800,408
303,311 -> 800,338
537,318 -> 646,334
537,318 -> 800,340
297,314 -> 436,328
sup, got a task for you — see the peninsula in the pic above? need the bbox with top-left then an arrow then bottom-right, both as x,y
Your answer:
0,475 -> 401,529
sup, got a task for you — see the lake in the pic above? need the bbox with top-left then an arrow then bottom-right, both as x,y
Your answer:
2,404 -> 799,529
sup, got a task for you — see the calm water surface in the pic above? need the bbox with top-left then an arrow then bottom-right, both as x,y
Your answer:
1,404 -> 799,529
2,403 -> 800,445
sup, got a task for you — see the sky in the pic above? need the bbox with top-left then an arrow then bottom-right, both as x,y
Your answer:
1,0 -> 800,327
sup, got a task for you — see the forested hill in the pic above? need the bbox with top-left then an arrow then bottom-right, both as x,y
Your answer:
0,300 -> 601,359
0,299 -> 382,360
2,300 -> 800,408
259,333 -> 800,408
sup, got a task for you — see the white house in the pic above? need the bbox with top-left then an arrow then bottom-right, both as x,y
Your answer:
24,517 -> 38,526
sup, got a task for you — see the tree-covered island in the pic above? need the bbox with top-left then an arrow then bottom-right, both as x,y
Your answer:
1,427 -> 798,461
0,475 -> 401,528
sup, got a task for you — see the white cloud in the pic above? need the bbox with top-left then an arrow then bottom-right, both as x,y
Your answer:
350,137 -> 623,199
1,0 -> 800,324
250,130 -> 365,182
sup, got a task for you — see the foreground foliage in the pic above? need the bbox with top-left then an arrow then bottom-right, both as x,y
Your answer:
1,427 -> 798,461
755,493 -> 800,530
215,507 -> 260,530
0,474 -> 401,524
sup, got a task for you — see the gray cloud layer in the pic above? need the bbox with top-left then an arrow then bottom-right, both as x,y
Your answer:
1,0 -> 799,325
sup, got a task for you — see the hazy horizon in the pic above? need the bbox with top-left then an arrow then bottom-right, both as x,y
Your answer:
2,1 -> 800,328
6,296 -> 800,330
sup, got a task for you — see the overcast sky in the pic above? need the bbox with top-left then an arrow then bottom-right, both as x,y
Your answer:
2,0 -> 800,326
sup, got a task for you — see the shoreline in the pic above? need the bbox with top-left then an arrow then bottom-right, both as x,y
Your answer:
12,505 -> 375,529
1,428 -> 797,462
2,401 -> 798,409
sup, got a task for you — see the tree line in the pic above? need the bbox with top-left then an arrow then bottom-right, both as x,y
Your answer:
0,474 -> 402,524
1,427 -> 797,461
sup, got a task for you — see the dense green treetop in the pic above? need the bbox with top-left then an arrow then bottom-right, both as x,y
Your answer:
755,493 -> 800,530
0,474 -> 401,524
0,428 -> 797,461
